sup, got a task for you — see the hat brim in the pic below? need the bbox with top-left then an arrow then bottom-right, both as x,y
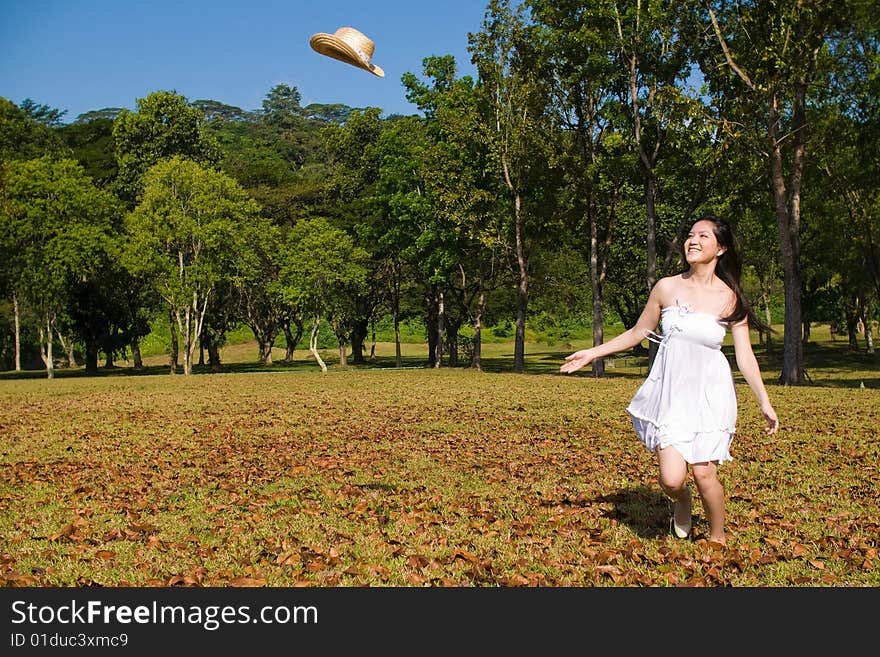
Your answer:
309,33 -> 385,78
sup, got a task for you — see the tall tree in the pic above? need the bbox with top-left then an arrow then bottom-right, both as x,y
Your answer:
112,90 -> 220,207
0,98 -> 71,370
404,55 -> 505,370
528,0 -> 632,376
697,0 -> 870,384
18,98 -> 67,126
112,91 -> 222,371
278,217 -> 368,372
123,156 -> 261,375
470,0 -> 562,372
1,157 -> 116,378
321,107 -> 393,364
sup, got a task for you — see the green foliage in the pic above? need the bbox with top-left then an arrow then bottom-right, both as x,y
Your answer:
278,216 -> 369,316
72,108 -> 124,124
260,83 -> 302,127
2,157 -> 118,309
18,98 -> 67,126
123,156 -> 261,303
0,97 -> 69,161
112,91 -> 221,206
57,117 -> 118,187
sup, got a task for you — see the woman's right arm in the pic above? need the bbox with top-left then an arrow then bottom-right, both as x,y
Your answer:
560,282 -> 665,374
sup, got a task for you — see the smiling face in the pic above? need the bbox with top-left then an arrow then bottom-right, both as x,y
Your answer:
684,219 -> 725,266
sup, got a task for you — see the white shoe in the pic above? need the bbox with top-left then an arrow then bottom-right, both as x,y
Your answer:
671,491 -> 692,539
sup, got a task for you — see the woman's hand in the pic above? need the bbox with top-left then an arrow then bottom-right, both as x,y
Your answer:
761,403 -> 779,435
560,349 -> 595,374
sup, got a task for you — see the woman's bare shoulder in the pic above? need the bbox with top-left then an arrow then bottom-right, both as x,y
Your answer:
651,275 -> 683,303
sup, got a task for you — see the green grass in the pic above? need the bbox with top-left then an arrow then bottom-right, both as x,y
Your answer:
0,327 -> 878,587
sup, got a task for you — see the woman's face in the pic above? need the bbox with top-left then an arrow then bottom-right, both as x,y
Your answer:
684,220 -> 724,266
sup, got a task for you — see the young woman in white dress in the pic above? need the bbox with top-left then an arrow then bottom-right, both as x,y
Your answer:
561,215 -> 779,545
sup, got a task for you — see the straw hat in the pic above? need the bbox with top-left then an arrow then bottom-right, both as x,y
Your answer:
309,27 -> 385,78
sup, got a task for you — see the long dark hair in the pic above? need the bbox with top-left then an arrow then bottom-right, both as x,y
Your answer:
682,215 -> 770,332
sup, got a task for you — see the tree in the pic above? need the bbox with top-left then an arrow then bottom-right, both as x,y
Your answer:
1,157 -> 117,378
0,98 -> 71,369
470,0 -> 563,372
73,108 -> 124,124
18,98 -> 67,126
404,55 -> 505,370
321,108 -> 392,364
113,91 -> 222,372
528,0 -> 631,376
113,90 -> 221,207
57,116 -> 118,187
278,217 -> 368,372
234,217 -> 289,366
0,97 -> 69,162
191,100 -> 254,124
261,83 -> 302,129
123,156 -> 261,375
697,0 -> 871,384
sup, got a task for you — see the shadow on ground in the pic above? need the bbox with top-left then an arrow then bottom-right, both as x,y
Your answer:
587,486 -> 673,540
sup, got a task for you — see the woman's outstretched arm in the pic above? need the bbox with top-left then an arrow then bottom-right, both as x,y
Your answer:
560,280 -> 666,374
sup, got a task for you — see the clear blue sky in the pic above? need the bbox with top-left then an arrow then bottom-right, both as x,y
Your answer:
0,0 -> 488,122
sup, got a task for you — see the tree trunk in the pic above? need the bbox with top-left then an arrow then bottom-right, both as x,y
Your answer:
589,200 -> 605,378
350,316 -> 368,364
57,333 -> 75,368
85,341 -> 99,373
393,307 -> 402,368
471,288 -> 485,371
762,291 -> 774,354
262,338 -> 274,365
39,313 -> 55,380
207,340 -> 222,371
13,292 -> 21,371
309,316 -> 327,372
846,305 -> 860,352
169,307 -> 179,375
178,309 -> 192,376
769,91 -> 806,385
130,337 -> 144,369
426,290 -> 438,367
282,316 -> 303,362
859,297 -> 874,354
513,191 -> 528,373
338,342 -> 347,366
643,174 -> 660,371
434,288 -> 444,369
178,291 -> 209,376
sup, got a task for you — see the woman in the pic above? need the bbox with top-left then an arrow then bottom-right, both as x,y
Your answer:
560,215 -> 779,545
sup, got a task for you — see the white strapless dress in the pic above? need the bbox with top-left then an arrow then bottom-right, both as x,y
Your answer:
626,303 -> 737,464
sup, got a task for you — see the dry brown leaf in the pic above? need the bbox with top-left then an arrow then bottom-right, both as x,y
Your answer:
229,576 -> 266,587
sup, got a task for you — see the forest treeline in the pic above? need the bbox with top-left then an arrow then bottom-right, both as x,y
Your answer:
1,0 -> 877,381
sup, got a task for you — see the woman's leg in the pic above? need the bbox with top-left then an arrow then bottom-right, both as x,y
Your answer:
692,460 -> 726,544
656,446 -> 690,531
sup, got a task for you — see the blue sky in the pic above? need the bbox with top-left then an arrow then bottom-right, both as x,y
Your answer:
0,0 -> 488,122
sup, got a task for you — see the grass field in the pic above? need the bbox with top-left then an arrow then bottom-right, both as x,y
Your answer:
1,328 -> 878,587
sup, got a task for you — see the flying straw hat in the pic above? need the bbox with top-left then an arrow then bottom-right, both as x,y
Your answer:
309,27 -> 385,78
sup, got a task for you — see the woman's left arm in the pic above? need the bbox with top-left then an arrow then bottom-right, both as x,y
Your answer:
731,321 -> 780,435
